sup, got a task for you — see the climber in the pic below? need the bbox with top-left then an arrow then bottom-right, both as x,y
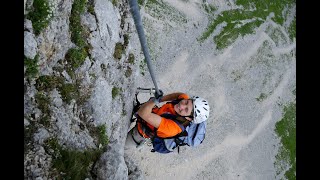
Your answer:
125,90 -> 210,152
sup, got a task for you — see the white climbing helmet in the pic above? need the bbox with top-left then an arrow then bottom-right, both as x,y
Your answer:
192,96 -> 210,124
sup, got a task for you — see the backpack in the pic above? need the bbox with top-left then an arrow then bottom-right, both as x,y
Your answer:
151,114 -> 206,154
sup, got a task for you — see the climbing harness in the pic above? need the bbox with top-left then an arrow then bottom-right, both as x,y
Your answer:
129,87 -> 156,148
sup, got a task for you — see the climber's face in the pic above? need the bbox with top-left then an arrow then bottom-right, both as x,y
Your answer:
174,99 -> 193,119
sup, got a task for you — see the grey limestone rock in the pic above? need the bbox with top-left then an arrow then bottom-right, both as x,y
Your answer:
24,31 -> 38,59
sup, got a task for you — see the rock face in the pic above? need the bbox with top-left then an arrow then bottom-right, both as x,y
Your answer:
24,31 -> 38,59
24,0 -> 143,179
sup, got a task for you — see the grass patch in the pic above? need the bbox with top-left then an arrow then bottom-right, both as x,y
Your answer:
67,0 -> 91,72
86,124 -> 109,150
112,87 -> 121,99
112,0 -> 118,6
256,93 -> 267,102
52,65 -> 64,73
24,54 -> 39,79
274,102 -> 296,180
203,3 -> 217,15
139,59 -> 146,76
27,0 -> 53,35
35,91 -> 51,127
35,75 -> 64,92
125,67 -> 132,78
89,73 -> 97,79
128,53 -> 135,64
113,43 -> 124,60
35,75 -> 80,104
124,34 -> 129,48
77,89 -> 92,107
24,121 -> 37,155
87,0 -> 95,15
44,138 -> 103,180
138,0 -> 145,5
288,16 -> 296,41
70,0 -> 87,48
44,124 -> 109,179
40,115 -> 51,128
57,83 -> 79,104
97,125 -> 109,146
65,47 -> 88,70
199,0 -> 296,50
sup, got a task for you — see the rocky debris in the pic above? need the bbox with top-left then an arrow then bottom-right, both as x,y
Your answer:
34,128 -> 50,145
24,145 -> 52,179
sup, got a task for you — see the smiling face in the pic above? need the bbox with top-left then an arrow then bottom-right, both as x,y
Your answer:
174,99 -> 194,119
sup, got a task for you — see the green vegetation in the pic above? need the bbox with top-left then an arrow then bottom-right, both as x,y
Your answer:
70,0 -> 87,48
112,87 -> 121,99
138,0 -> 144,5
35,75 -> 64,92
58,83 -> 79,104
139,59 -> 147,76
27,0 -> 53,35
288,17 -> 296,41
97,125 -> 109,146
124,34 -> 130,48
66,0 -> 91,74
87,0 -> 95,15
44,124 -> 109,179
200,0 -> 296,50
35,91 -> 51,127
45,138 -> 103,180
89,73 -> 97,79
203,3 -> 217,15
125,67 -> 132,78
256,93 -> 267,102
52,65 -> 64,73
65,48 -> 88,70
113,43 -> 124,60
25,55 -> 39,79
274,102 -> 296,180
128,53 -> 135,64
112,0 -> 118,6
35,75 -> 80,104
24,121 -> 37,155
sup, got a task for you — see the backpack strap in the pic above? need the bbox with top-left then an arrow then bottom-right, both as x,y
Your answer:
192,123 -> 200,141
